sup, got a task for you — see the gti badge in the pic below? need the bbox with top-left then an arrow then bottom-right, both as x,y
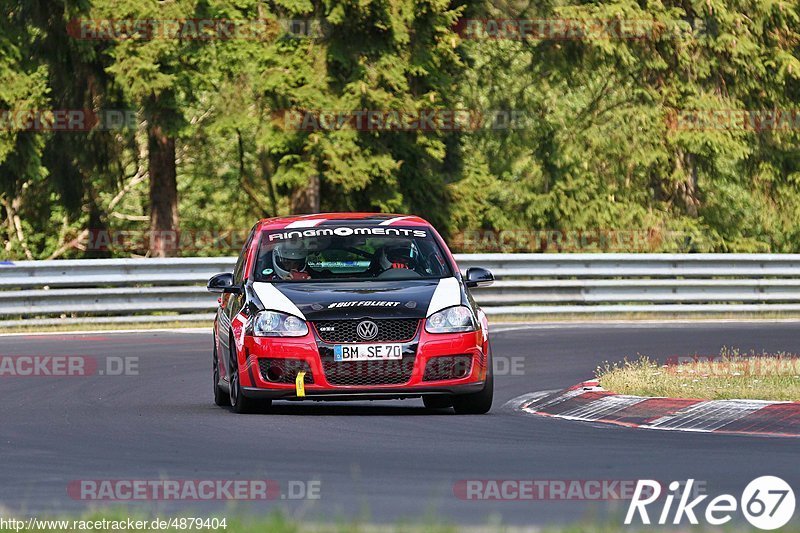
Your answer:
356,320 -> 378,340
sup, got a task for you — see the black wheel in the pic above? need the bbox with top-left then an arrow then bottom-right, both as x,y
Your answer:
228,340 -> 262,414
423,396 -> 453,409
452,348 -> 494,415
213,336 -> 231,407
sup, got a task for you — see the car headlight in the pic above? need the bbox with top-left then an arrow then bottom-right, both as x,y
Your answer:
425,306 -> 476,334
252,310 -> 309,337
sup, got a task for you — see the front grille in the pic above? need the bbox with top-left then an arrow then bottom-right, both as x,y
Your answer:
258,358 -> 314,384
423,355 -> 473,381
321,358 -> 416,386
314,319 -> 419,343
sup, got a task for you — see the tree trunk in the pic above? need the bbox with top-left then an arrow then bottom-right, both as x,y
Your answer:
258,149 -> 279,216
675,151 -> 700,218
290,174 -> 320,214
147,122 -> 179,257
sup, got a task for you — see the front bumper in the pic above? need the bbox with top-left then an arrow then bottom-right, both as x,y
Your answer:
236,324 -> 488,400
241,383 -> 486,401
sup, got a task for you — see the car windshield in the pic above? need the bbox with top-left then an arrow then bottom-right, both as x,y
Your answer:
252,226 -> 452,282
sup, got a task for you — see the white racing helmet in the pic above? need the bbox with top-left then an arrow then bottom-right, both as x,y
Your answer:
273,243 -> 309,279
378,241 -> 416,270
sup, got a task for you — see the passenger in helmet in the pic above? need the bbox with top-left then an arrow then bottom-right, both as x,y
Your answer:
378,241 -> 416,271
273,243 -> 311,280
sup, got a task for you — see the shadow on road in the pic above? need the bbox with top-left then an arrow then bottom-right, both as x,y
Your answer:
241,402 -> 456,416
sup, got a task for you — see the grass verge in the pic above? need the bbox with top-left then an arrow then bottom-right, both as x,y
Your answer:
4,312 -> 800,336
0,509 -> 795,533
0,321 -> 212,335
0,511 -> 464,533
597,348 -> 800,401
488,311 -> 800,323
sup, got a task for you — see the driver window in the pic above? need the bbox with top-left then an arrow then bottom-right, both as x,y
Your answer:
233,228 -> 255,284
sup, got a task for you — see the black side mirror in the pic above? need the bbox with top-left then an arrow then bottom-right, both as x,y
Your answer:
207,272 -> 241,294
465,267 -> 494,288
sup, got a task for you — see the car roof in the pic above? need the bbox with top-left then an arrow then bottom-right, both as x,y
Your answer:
255,213 -> 432,231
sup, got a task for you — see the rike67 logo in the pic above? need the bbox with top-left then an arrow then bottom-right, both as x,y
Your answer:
625,477 -> 795,530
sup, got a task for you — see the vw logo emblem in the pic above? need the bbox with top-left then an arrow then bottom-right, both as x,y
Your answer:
356,320 -> 378,340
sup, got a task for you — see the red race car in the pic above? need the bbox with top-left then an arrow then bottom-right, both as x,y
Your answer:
207,213 -> 495,414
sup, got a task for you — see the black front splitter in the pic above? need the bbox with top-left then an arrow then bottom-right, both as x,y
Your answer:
241,382 -> 485,401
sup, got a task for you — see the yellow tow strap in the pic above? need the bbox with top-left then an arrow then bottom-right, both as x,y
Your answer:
295,371 -> 306,398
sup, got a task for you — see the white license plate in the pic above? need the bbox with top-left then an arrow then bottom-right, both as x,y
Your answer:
333,344 -> 403,362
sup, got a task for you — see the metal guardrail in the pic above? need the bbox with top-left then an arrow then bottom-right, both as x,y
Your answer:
2,254 -> 800,324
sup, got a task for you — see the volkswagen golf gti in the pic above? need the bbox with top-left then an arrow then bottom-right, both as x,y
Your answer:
207,213 -> 495,414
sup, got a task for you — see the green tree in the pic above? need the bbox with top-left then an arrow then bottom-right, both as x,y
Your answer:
90,0 -> 197,256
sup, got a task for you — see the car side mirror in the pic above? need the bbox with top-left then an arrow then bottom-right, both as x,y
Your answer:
465,267 -> 494,288
207,272 -> 241,294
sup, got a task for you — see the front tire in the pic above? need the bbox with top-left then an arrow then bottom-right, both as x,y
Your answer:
452,348 -> 494,415
228,340 -> 263,414
423,396 -> 453,409
213,337 -> 230,407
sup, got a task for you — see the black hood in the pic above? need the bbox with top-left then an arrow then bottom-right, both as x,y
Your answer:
271,280 -> 441,320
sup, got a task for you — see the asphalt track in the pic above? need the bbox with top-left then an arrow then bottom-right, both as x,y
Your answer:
1,322 -> 799,527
